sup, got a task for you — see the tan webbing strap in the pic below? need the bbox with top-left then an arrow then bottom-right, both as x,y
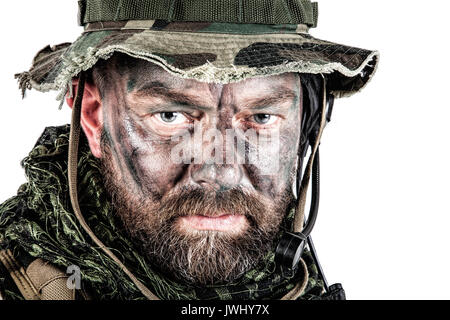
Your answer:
0,251 -> 82,300
280,75 -> 328,300
0,249 -> 40,300
26,259 -> 76,300
280,258 -> 309,300
68,73 -> 159,300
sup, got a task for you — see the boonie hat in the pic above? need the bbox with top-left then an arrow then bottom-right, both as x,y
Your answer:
16,0 -> 379,100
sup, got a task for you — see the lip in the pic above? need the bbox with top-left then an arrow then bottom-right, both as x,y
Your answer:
178,214 -> 248,233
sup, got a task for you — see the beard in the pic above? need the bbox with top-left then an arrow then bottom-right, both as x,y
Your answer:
100,135 -> 295,285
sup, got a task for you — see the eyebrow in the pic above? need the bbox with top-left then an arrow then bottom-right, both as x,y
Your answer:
133,81 -> 298,112
133,81 -> 213,111
241,88 -> 299,111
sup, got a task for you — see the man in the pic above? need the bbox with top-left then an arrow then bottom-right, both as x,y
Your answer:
0,0 -> 378,300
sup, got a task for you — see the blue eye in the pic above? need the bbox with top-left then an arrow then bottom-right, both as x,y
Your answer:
253,114 -> 272,124
160,112 -> 178,123
155,112 -> 190,125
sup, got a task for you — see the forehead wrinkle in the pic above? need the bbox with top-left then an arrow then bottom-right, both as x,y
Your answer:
123,60 -> 225,112
127,59 -> 224,103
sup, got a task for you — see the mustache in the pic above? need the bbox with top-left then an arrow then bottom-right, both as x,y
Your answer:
155,186 -> 268,225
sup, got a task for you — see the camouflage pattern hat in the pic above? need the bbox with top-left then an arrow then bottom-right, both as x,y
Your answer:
16,0 -> 379,100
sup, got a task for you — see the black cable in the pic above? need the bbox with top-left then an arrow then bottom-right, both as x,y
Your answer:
301,147 -> 331,294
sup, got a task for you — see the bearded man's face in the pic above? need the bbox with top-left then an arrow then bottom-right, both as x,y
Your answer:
87,55 -> 302,285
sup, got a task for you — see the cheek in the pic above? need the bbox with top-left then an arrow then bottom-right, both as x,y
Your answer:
278,131 -> 300,180
278,107 -> 302,176
248,134 -> 299,195
130,145 -> 187,196
122,119 -> 190,197
243,113 -> 301,196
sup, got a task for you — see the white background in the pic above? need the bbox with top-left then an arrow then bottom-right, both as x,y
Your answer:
1,1 -> 449,300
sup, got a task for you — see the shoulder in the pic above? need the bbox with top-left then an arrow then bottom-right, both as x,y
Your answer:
0,124 -> 74,300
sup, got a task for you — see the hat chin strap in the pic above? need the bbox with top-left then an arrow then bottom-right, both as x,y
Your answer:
68,73 -> 328,301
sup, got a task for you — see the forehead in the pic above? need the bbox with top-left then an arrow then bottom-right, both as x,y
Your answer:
116,56 -> 300,97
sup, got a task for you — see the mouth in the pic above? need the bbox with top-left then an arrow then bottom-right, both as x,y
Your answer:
177,214 -> 249,234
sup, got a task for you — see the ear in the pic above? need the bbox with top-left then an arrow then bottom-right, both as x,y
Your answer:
66,78 -> 103,158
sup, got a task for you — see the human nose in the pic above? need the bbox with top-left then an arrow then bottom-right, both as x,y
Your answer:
189,163 -> 243,191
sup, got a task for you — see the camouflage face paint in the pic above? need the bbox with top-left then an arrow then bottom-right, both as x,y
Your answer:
97,54 -> 302,284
